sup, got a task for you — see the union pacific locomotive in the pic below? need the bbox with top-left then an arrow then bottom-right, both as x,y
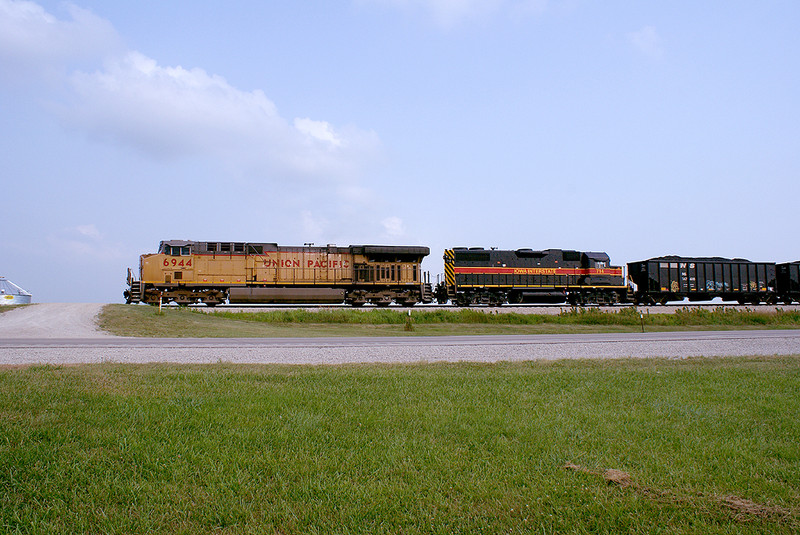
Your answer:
125,240 -> 432,306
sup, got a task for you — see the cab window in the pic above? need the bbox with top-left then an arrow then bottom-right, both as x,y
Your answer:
168,246 -> 190,256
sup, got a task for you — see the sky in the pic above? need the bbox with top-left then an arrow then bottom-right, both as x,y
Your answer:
1,0 -> 799,303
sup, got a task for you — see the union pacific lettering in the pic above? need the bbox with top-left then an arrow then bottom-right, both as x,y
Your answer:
454,267 -> 622,276
263,259 -> 301,268
307,260 -> 350,269
262,259 -> 351,269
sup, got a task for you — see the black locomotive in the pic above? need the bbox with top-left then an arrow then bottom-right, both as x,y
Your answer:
435,247 -> 627,306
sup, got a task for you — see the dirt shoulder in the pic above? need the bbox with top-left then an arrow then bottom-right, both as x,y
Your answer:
0,303 -> 115,338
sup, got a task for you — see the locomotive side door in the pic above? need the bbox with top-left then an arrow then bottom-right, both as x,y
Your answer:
246,254 -> 257,283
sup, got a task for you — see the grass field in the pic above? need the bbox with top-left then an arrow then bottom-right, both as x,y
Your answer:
1,357 -> 798,533
99,304 -> 800,338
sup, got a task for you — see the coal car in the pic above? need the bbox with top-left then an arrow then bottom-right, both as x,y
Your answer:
776,262 -> 800,304
627,256 -> 777,305
435,247 -> 627,306
125,240 -> 432,306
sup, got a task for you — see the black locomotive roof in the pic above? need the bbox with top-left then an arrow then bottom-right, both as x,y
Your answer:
353,245 -> 430,256
158,240 -> 429,257
638,255 -> 757,263
452,247 -> 609,261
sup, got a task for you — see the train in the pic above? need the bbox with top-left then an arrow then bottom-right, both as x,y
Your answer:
124,240 -> 800,306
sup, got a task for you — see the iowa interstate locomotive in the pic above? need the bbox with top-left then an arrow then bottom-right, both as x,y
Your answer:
434,247 -> 627,306
125,240 -> 432,306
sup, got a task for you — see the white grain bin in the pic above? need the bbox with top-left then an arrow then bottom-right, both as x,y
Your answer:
0,277 -> 32,305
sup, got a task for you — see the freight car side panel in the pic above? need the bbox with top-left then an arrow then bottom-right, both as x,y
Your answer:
629,257 -> 776,304
777,262 -> 800,303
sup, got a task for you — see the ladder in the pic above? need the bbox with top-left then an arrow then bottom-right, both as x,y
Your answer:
126,268 -> 144,303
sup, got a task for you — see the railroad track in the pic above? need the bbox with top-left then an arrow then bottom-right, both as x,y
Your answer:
182,302 -> 800,314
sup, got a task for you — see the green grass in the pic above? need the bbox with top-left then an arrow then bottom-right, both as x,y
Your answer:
99,304 -> 800,338
1,357 -> 798,533
210,306 -> 800,326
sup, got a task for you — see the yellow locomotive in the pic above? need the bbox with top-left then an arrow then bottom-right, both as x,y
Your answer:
125,240 -> 432,306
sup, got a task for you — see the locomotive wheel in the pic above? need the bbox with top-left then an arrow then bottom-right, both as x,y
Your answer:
174,291 -> 195,306
370,295 -> 393,307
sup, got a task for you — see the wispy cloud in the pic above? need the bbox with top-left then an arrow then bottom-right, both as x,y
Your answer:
0,0 -> 380,184
0,0 -> 121,82
628,25 -> 663,59
62,51 -> 380,180
381,216 -> 405,237
49,224 -> 125,260
75,223 -> 102,239
300,211 -> 329,242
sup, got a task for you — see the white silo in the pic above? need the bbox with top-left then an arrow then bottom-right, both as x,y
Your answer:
0,277 -> 32,305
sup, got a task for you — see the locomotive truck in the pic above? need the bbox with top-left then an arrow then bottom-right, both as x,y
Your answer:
125,240 -> 433,307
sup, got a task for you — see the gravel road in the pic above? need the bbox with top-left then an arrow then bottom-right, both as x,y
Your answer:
0,303 -> 113,338
1,304 -> 799,365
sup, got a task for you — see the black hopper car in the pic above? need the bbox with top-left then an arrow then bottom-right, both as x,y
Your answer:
626,257 -> 800,305
628,257 -> 773,305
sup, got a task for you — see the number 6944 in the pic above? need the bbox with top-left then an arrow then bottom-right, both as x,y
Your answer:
163,258 -> 192,267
